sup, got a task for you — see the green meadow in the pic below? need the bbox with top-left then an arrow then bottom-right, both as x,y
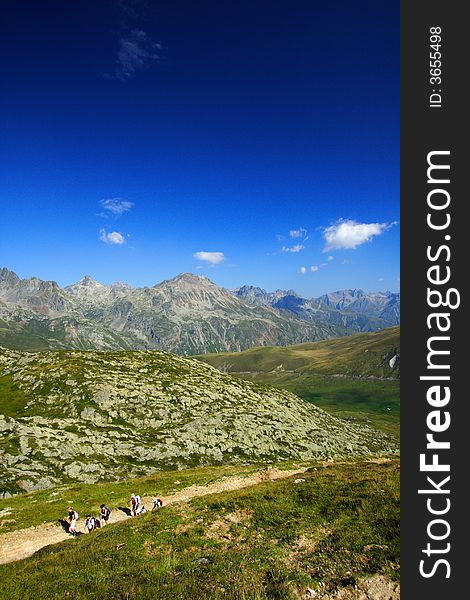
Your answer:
0,460 -> 399,600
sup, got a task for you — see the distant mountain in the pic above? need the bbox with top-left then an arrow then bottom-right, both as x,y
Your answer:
233,285 -> 300,307
316,288 -> 400,319
1,267 -> 399,354
0,268 -> 341,354
233,285 -> 400,332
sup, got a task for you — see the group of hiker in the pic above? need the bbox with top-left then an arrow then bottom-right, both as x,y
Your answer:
66,503 -> 111,535
66,494 -> 164,535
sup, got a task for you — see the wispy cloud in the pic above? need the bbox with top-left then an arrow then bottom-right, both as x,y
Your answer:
311,265 -> 319,272
281,244 -> 305,253
100,198 -> 134,215
99,228 -> 126,245
289,227 -> 308,240
323,219 -> 395,251
110,29 -> 162,81
327,255 -> 334,261
193,251 -> 226,265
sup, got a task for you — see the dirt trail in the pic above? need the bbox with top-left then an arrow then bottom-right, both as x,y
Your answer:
0,466 -> 307,566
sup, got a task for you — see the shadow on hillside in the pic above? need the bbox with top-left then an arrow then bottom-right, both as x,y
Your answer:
58,518 -> 70,533
118,506 -> 132,516
57,519 -> 84,536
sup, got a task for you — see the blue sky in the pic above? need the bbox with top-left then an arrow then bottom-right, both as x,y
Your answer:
0,0 -> 399,297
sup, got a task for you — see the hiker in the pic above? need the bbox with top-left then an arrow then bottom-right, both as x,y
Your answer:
136,502 -> 146,515
100,504 -> 111,526
67,506 -> 78,535
131,493 -> 138,516
130,493 -> 143,516
85,514 -> 100,533
152,497 -> 163,510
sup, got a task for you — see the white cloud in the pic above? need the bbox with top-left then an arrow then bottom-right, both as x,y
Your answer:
99,228 -> 126,245
281,244 -> 305,253
193,251 -> 226,265
327,255 -> 334,261
378,277 -> 385,282
323,219 -> 393,251
100,198 -> 134,215
311,265 -> 319,272
300,266 -> 307,274
289,228 -> 308,239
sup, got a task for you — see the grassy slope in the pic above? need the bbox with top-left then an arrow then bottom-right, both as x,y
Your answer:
197,328 -> 400,438
0,464 -> 266,535
197,327 -> 400,377
0,460 -> 399,600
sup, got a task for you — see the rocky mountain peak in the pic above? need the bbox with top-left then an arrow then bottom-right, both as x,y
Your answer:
0,267 -> 21,287
154,273 -> 219,294
235,284 -> 267,295
168,272 -> 212,285
76,275 -> 104,287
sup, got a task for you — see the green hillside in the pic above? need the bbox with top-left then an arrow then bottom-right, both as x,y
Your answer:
0,459 -> 400,600
197,327 -> 399,378
197,328 -> 400,438
0,347 -> 396,496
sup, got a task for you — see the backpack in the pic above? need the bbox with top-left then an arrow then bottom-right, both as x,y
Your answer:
135,495 -> 141,505
102,506 -> 111,518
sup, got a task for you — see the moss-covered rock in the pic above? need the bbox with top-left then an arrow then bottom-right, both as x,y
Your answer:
0,347 -> 397,494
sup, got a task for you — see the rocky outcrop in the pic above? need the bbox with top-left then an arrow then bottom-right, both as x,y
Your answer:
0,347 -> 397,494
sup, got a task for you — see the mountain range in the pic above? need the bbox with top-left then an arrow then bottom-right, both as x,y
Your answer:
0,267 -> 399,355
233,285 -> 400,332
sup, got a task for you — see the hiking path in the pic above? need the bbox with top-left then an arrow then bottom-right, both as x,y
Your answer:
0,466 -> 307,566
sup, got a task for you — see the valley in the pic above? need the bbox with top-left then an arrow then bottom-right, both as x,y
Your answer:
198,328 -> 400,438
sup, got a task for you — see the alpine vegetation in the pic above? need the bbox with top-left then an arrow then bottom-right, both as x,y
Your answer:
0,347 -> 397,495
